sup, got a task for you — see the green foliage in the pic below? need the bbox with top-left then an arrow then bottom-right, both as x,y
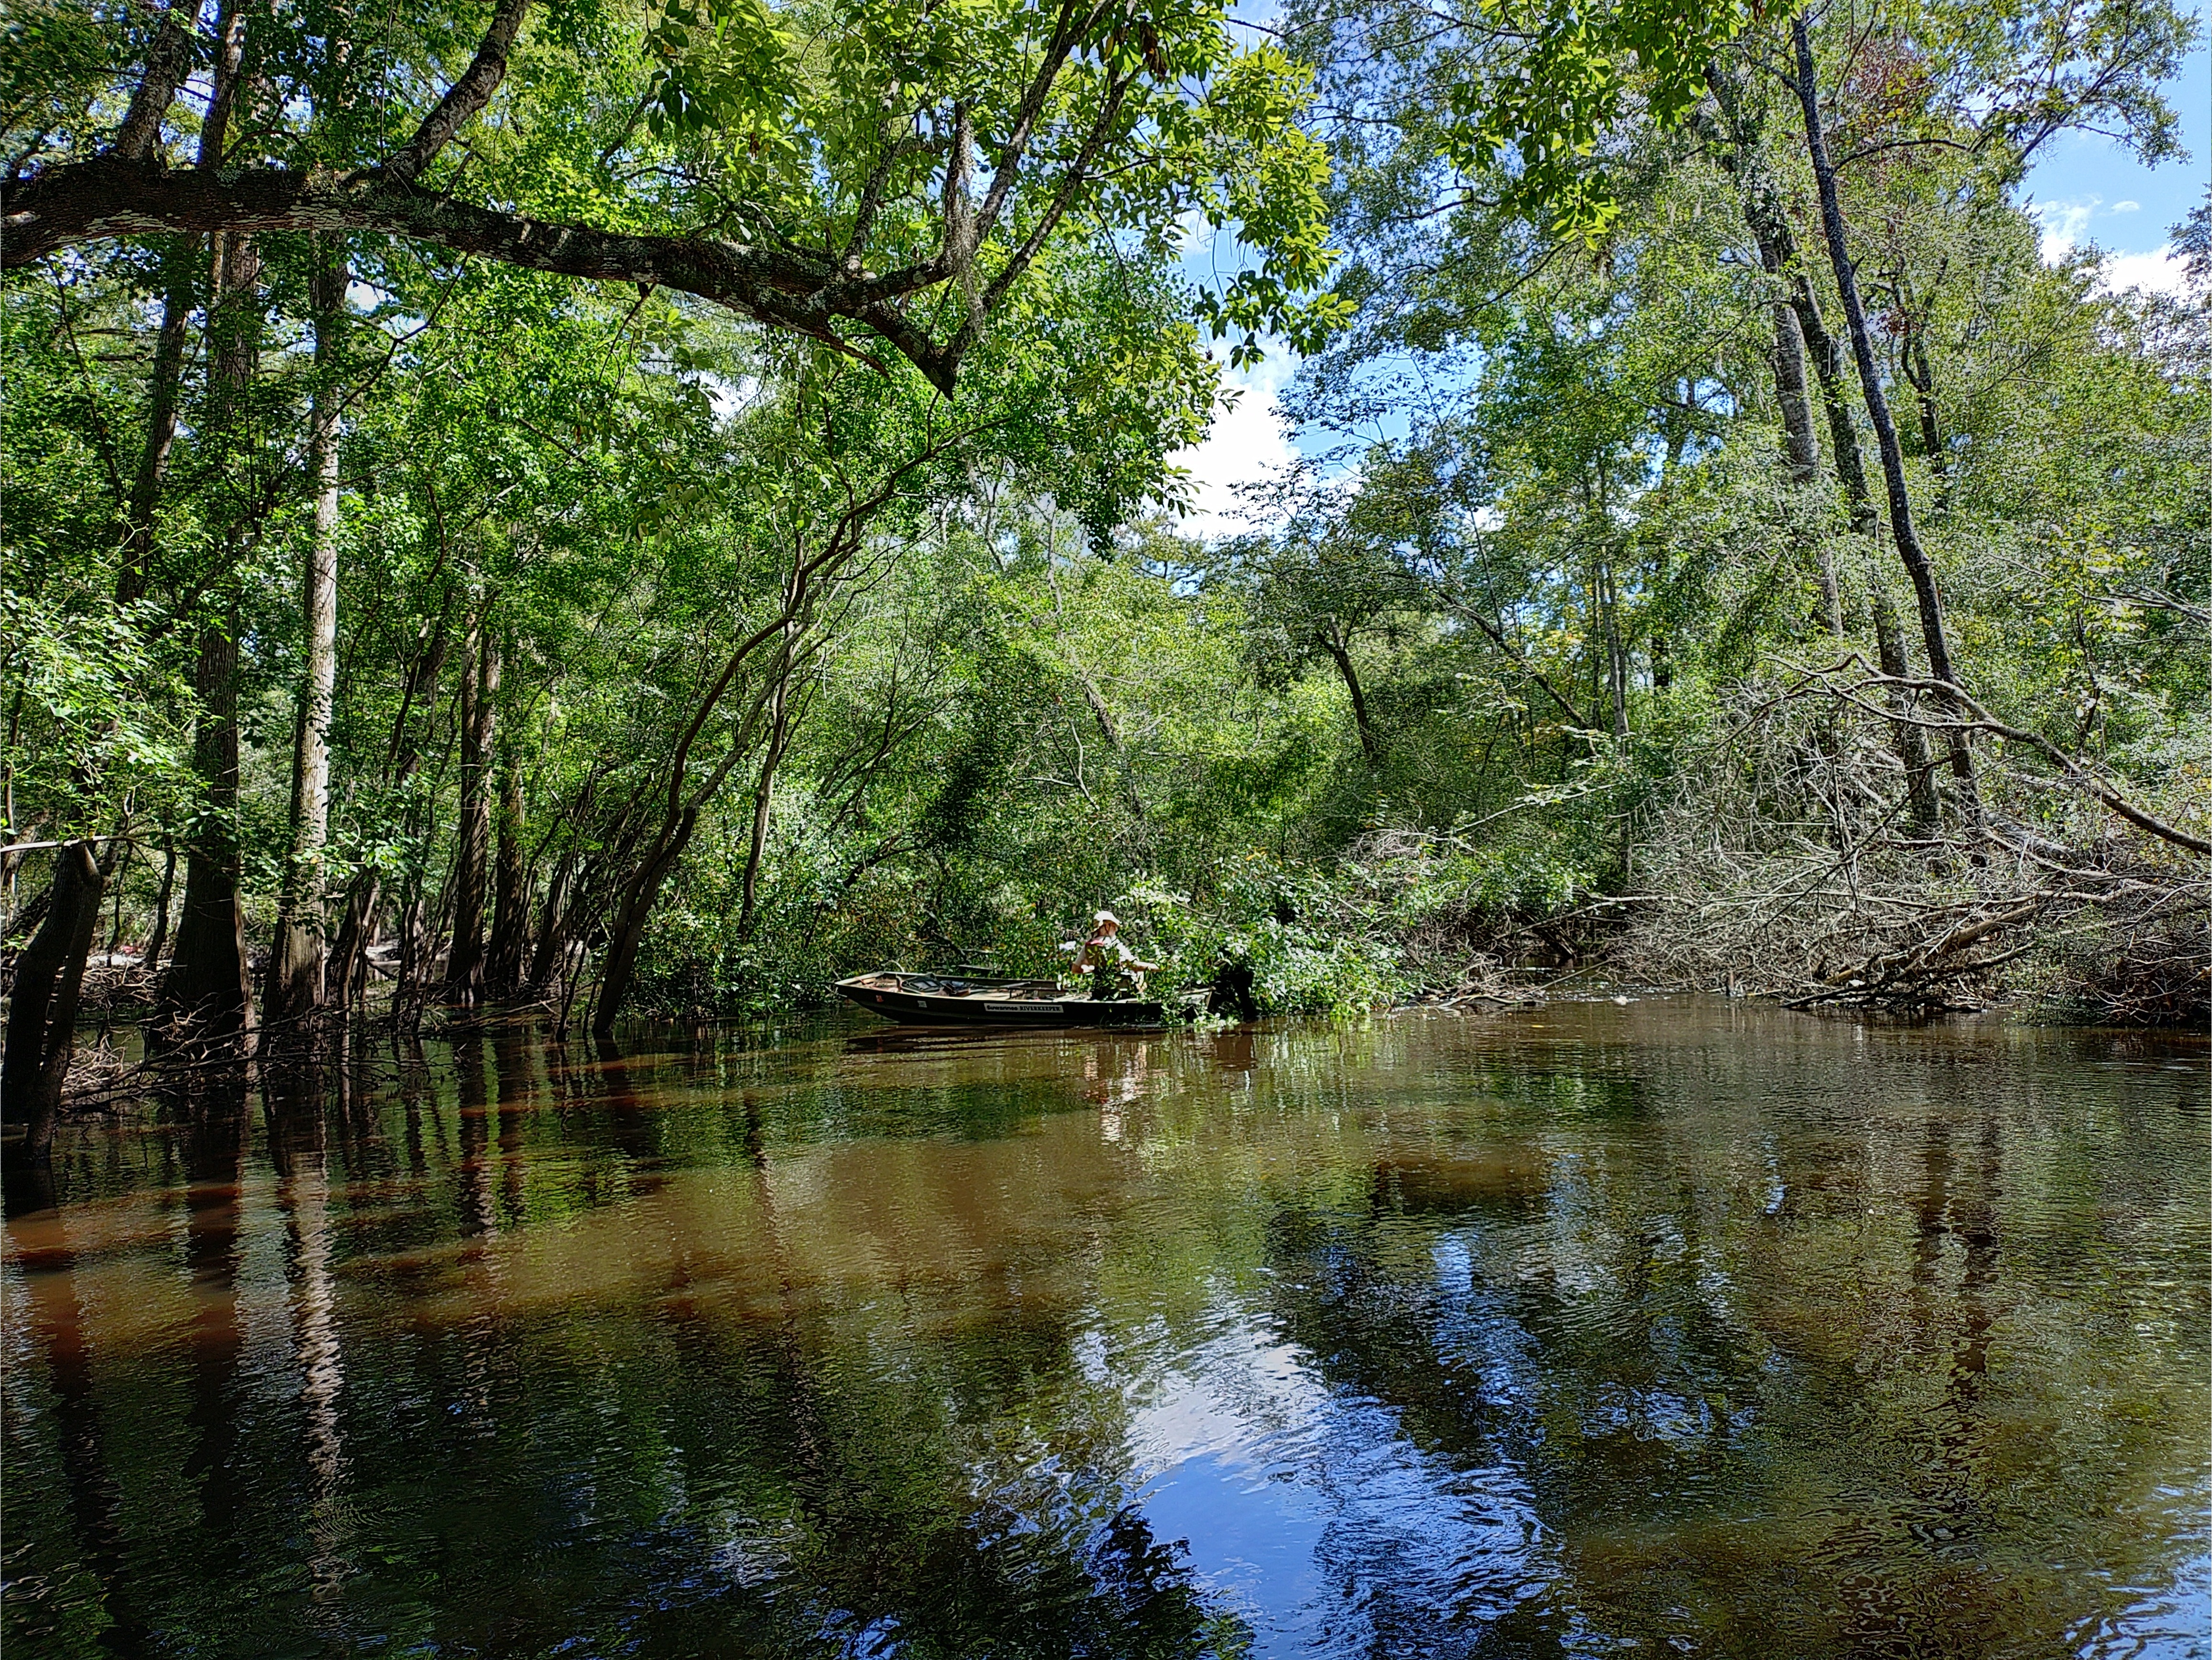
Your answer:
3,0 -> 2205,1033
1440,0 -> 1753,240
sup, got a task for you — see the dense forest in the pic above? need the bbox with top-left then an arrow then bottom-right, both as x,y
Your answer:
4,0 -> 2208,1135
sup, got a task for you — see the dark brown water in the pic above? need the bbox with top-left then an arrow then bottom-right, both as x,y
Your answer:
3,1000 -> 2206,1658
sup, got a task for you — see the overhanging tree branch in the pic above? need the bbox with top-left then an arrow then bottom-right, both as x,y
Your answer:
2,158 -> 980,388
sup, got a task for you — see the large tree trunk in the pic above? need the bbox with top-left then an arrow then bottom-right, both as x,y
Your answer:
2,843 -> 105,1156
1725,90 -> 1940,828
1771,295 -> 1820,487
592,832 -> 689,1039
1701,61 -> 1840,639
1795,277 -> 1878,534
154,229 -> 260,1053
264,242 -> 348,1031
445,615 -> 498,1005
159,610 -> 254,1047
1802,299 -> 1941,827
1790,17 -> 1976,808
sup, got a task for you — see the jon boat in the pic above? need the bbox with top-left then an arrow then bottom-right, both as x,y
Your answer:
834,970 -> 1164,1027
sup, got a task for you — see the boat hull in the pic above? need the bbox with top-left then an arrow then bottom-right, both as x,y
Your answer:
834,973 -> 1162,1028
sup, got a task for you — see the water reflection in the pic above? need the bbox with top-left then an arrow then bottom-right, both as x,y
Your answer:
2,1002 -> 2205,1658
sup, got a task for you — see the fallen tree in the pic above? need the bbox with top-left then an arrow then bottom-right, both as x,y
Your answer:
1617,658 -> 2210,1021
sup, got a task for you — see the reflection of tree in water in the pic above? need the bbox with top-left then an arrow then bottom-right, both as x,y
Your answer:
266,1255 -> 1236,1657
538,1095 -> 1233,1658
1249,1059 -> 2195,1658
264,1059 -> 354,1631
42,1035 -> 1238,1659
1254,1174 -> 1578,1656
1813,1109 -> 2007,1655
450,1033 -> 498,1240
178,1078 -> 252,1557
493,1035 -> 535,1226
7,1015 -> 2194,1660
5,1077 -> 271,1656
4,1169 -> 156,1652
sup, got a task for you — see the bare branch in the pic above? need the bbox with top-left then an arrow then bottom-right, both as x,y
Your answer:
385,0 -> 536,185
111,7 -> 197,161
1789,654 -> 2212,858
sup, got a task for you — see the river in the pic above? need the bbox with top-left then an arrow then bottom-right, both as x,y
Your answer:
3,999 -> 2206,1657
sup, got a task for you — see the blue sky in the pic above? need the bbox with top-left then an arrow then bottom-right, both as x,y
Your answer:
2022,28 -> 2208,267
1173,12 -> 2212,536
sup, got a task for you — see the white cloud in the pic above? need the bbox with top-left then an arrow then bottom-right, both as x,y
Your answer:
2099,245 -> 2192,296
2030,196 -> 2190,296
1171,349 -> 1302,541
2034,196 -> 2100,262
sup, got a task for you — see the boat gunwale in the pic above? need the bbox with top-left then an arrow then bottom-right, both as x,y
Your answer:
833,971 -> 1164,1027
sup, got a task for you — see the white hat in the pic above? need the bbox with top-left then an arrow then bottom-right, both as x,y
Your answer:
1093,910 -> 1120,927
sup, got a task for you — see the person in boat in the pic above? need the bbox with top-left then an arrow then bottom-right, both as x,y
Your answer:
1064,911 -> 1158,1000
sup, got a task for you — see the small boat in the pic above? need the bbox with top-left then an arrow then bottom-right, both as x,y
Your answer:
834,970 -> 1164,1027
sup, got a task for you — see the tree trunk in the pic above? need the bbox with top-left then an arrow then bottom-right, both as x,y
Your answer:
1795,288 -> 1941,826
2,843 -> 104,1156
379,604 -> 448,1020
1771,298 -> 1844,638
1599,561 -> 1629,736
115,259 -> 191,608
1771,295 -> 1820,487
1796,277 -> 1877,535
142,835 -> 177,972
154,229 -> 260,1054
327,874 -> 379,1013
1706,69 -> 1846,641
739,678 -> 794,936
1903,326 -> 1950,514
1763,184 -> 1940,824
264,242 -> 348,1031
525,855 -> 574,994
159,614 -> 254,1048
484,748 -> 527,995
1866,574 -> 1942,829
593,826 -> 692,1038
445,616 -> 498,1004
394,891 -> 429,1021
1790,18 -> 1976,807
1320,625 -> 1380,765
